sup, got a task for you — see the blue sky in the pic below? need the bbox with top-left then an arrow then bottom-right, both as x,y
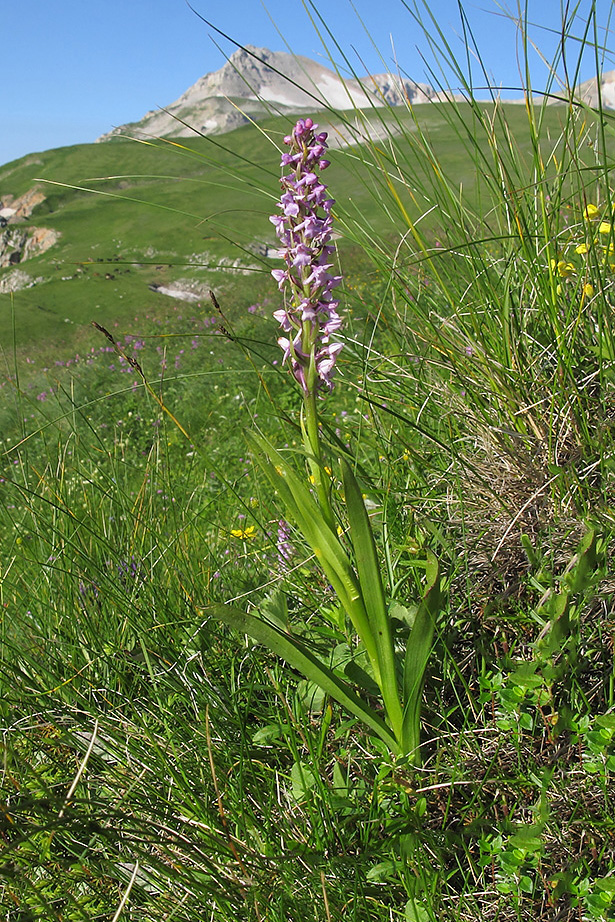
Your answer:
2,0 -> 613,168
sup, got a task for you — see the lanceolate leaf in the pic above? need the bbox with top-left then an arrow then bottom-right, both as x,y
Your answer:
208,603 -> 399,754
402,552 -> 442,761
342,460 -> 403,741
247,431 -> 379,668
248,432 -> 352,589
563,527 -> 597,595
534,591 -> 570,658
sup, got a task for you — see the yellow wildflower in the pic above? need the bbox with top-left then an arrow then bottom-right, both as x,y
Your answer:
599,222 -> 612,235
584,204 -> 599,220
582,283 -> 594,298
575,242 -> 589,255
551,258 -> 575,278
308,468 -> 331,486
230,525 -> 257,540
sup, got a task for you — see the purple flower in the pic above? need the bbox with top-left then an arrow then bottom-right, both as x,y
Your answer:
270,118 -> 343,394
277,519 -> 294,571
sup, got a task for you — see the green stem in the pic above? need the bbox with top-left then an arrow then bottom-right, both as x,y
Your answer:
302,382 -> 392,702
302,369 -> 336,533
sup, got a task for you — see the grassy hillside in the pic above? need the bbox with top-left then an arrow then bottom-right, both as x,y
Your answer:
2,73 -> 615,920
0,102 -> 588,357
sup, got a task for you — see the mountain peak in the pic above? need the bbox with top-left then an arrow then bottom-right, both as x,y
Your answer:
97,46 -> 441,143
96,48 -> 615,144
228,44 -> 273,61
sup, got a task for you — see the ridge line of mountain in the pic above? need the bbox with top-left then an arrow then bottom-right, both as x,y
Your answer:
96,44 -> 615,144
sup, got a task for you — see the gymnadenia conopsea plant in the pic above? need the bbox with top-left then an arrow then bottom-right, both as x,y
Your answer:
209,118 -> 443,762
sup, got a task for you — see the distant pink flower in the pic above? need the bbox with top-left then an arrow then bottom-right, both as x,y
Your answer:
277,519 -> 293,571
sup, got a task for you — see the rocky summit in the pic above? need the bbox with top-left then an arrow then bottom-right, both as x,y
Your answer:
96,45 -> 441,142
97,45 -> 615,145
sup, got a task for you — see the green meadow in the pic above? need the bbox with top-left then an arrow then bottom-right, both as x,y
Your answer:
2,8 -> 615,921
0,102 -> 573,352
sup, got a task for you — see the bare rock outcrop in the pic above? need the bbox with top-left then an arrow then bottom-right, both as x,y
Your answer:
0,185 -> 46,223
0,185 -> 60,271
366,74 -> 437,106
24,226 -> 60,260
0,269 -> 45,293
0,228 -> 28,267
0,225 -> 60,268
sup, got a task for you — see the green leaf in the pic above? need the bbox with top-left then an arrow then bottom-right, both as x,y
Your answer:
509,662 -> 544,688
367,860 -> 397,882
402,552 -> 442,761
249,433 -> 345,575
296,680 -> 326,714
208,603 -> 399,753
535,591 -> 570,657
260,588 -> 289,631
509,825 -> 544,852
405,898 -> 431,922
342,459 -> 403,738
332,760 -> 348,796
596,878 -> 615,894
252,724 -> 284,745
536,528 -> 599,658
519,875 -> 534,894
290,760 -> 318,801
563,527 -> 597,595
343,660 -> 381,697
332,642 -> 381,694
389,600 -> 418,629
521,533 -> 541,570
247,432 -> 377,664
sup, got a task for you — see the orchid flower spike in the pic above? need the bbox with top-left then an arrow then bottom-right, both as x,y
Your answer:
270,118 -> 343,394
